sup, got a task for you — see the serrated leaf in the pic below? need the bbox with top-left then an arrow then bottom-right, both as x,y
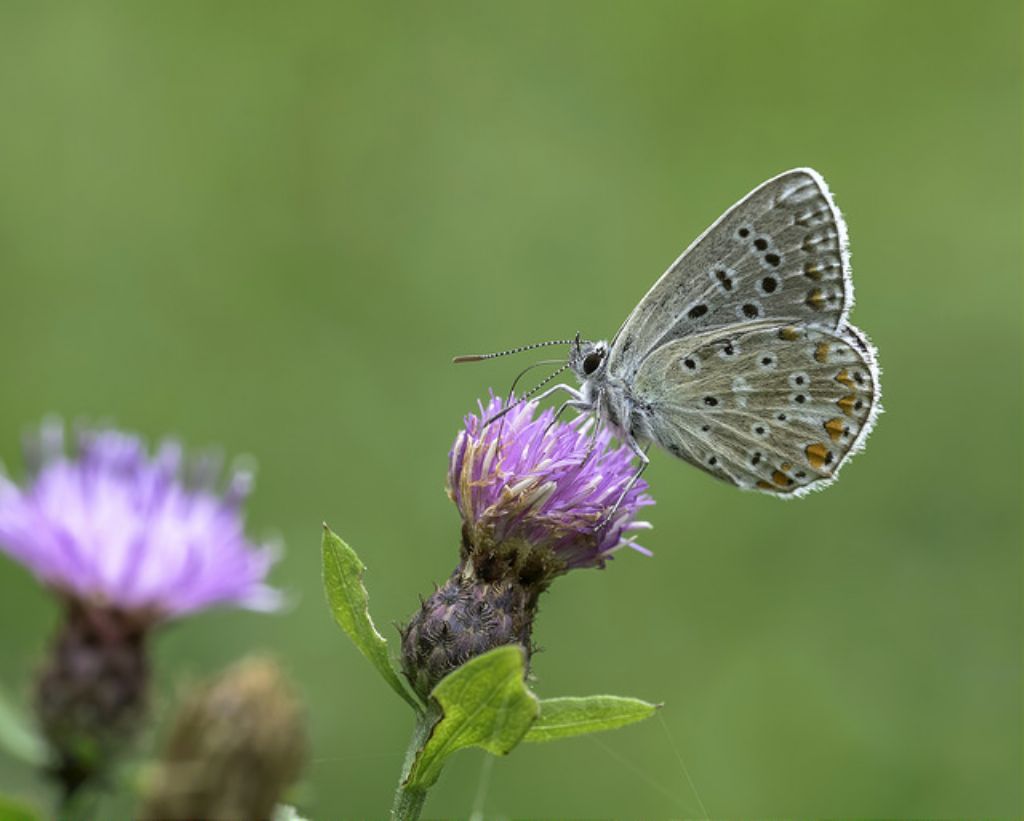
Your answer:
0,686 -> 46,767
321,525 -> 422,712
404,645 -> 539,790
522,695 -> 659,743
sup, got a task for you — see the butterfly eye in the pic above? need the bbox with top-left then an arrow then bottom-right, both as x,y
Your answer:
582,351 -> 604,375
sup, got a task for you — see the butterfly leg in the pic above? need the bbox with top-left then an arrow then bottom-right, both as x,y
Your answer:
530,383 -> 585,404
598,435 -> 650,528
543,400 -> 576,435
483,383 -> 585,427
575,398 -> 606,461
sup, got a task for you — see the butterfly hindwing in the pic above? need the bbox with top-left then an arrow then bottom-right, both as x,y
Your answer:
609,168 -> 851,379
631,321 -> 879,495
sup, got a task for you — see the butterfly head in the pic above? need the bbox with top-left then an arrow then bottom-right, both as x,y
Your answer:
568,333 -> 609,384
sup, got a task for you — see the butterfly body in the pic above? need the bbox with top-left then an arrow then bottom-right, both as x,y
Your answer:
565,168 -> 880,497
567,337 -> 650,451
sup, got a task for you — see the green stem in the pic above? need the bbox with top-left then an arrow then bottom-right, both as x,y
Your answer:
390,785 -> 426,821
390,704 -> 441,821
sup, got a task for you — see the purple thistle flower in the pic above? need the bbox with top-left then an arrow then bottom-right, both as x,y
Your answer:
0,419 -> 280,619
401,393 -> 654,700
0,419 -> 281,799
449,393 -> 654,572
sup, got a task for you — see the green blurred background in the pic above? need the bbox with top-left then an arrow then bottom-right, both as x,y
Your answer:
0,2 -> 1019,818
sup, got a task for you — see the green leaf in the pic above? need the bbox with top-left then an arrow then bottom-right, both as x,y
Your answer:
0,793 -> 45,821
522,695 -> 659,743
404,645 -> 539,790
321,524 -> 422,713
0,686 -> 46,768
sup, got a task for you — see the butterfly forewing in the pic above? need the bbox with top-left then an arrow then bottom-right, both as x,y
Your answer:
631,321 -> 879,496
609,169 -> 851,379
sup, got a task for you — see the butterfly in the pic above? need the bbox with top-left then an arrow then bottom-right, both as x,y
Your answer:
457,169 -> 881,497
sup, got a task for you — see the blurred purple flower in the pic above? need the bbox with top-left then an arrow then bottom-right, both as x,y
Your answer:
448,394 -> 654,572
0,419 -> 280,620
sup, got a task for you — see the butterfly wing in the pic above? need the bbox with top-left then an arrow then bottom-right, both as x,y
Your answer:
631,321 -> 880,496
608,168 -> 852,379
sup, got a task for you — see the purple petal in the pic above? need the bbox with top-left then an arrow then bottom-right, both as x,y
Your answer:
0,421 -> 281,620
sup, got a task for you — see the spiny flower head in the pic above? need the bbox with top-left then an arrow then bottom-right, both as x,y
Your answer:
0,420 -> 280,620
448,393 -> 654,575
402,394 -> 654,699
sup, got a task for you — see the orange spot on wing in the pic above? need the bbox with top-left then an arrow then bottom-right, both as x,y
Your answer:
835,368 -> 855,388
814,342 -> 830,363
837,395 -> 857,416
824,418 -> 845,442
756,480 -> 775,491
772,470 -> 793,487
779,327 -> 800,341
805,443 -> 831,470
805,288 -> 826,310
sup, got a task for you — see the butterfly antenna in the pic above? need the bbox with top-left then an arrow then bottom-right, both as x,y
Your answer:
505,359 -> 565,406
493,360 -> 567,442
453,339 -> 573,364
483,364 -> 569,428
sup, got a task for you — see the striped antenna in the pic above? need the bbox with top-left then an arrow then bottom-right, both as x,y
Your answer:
453,339 -> 573,364
483,364 -> 570,428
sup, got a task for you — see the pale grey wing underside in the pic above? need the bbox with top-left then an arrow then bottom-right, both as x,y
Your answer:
608,168 -> 851,378
632,321 -> 880,496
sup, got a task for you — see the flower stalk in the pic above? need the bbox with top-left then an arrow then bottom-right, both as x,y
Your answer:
321,395 -> 659,820
390,704 -> 440,821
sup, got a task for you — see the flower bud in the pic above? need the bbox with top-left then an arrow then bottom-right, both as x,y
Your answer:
139,656 -> 306,821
